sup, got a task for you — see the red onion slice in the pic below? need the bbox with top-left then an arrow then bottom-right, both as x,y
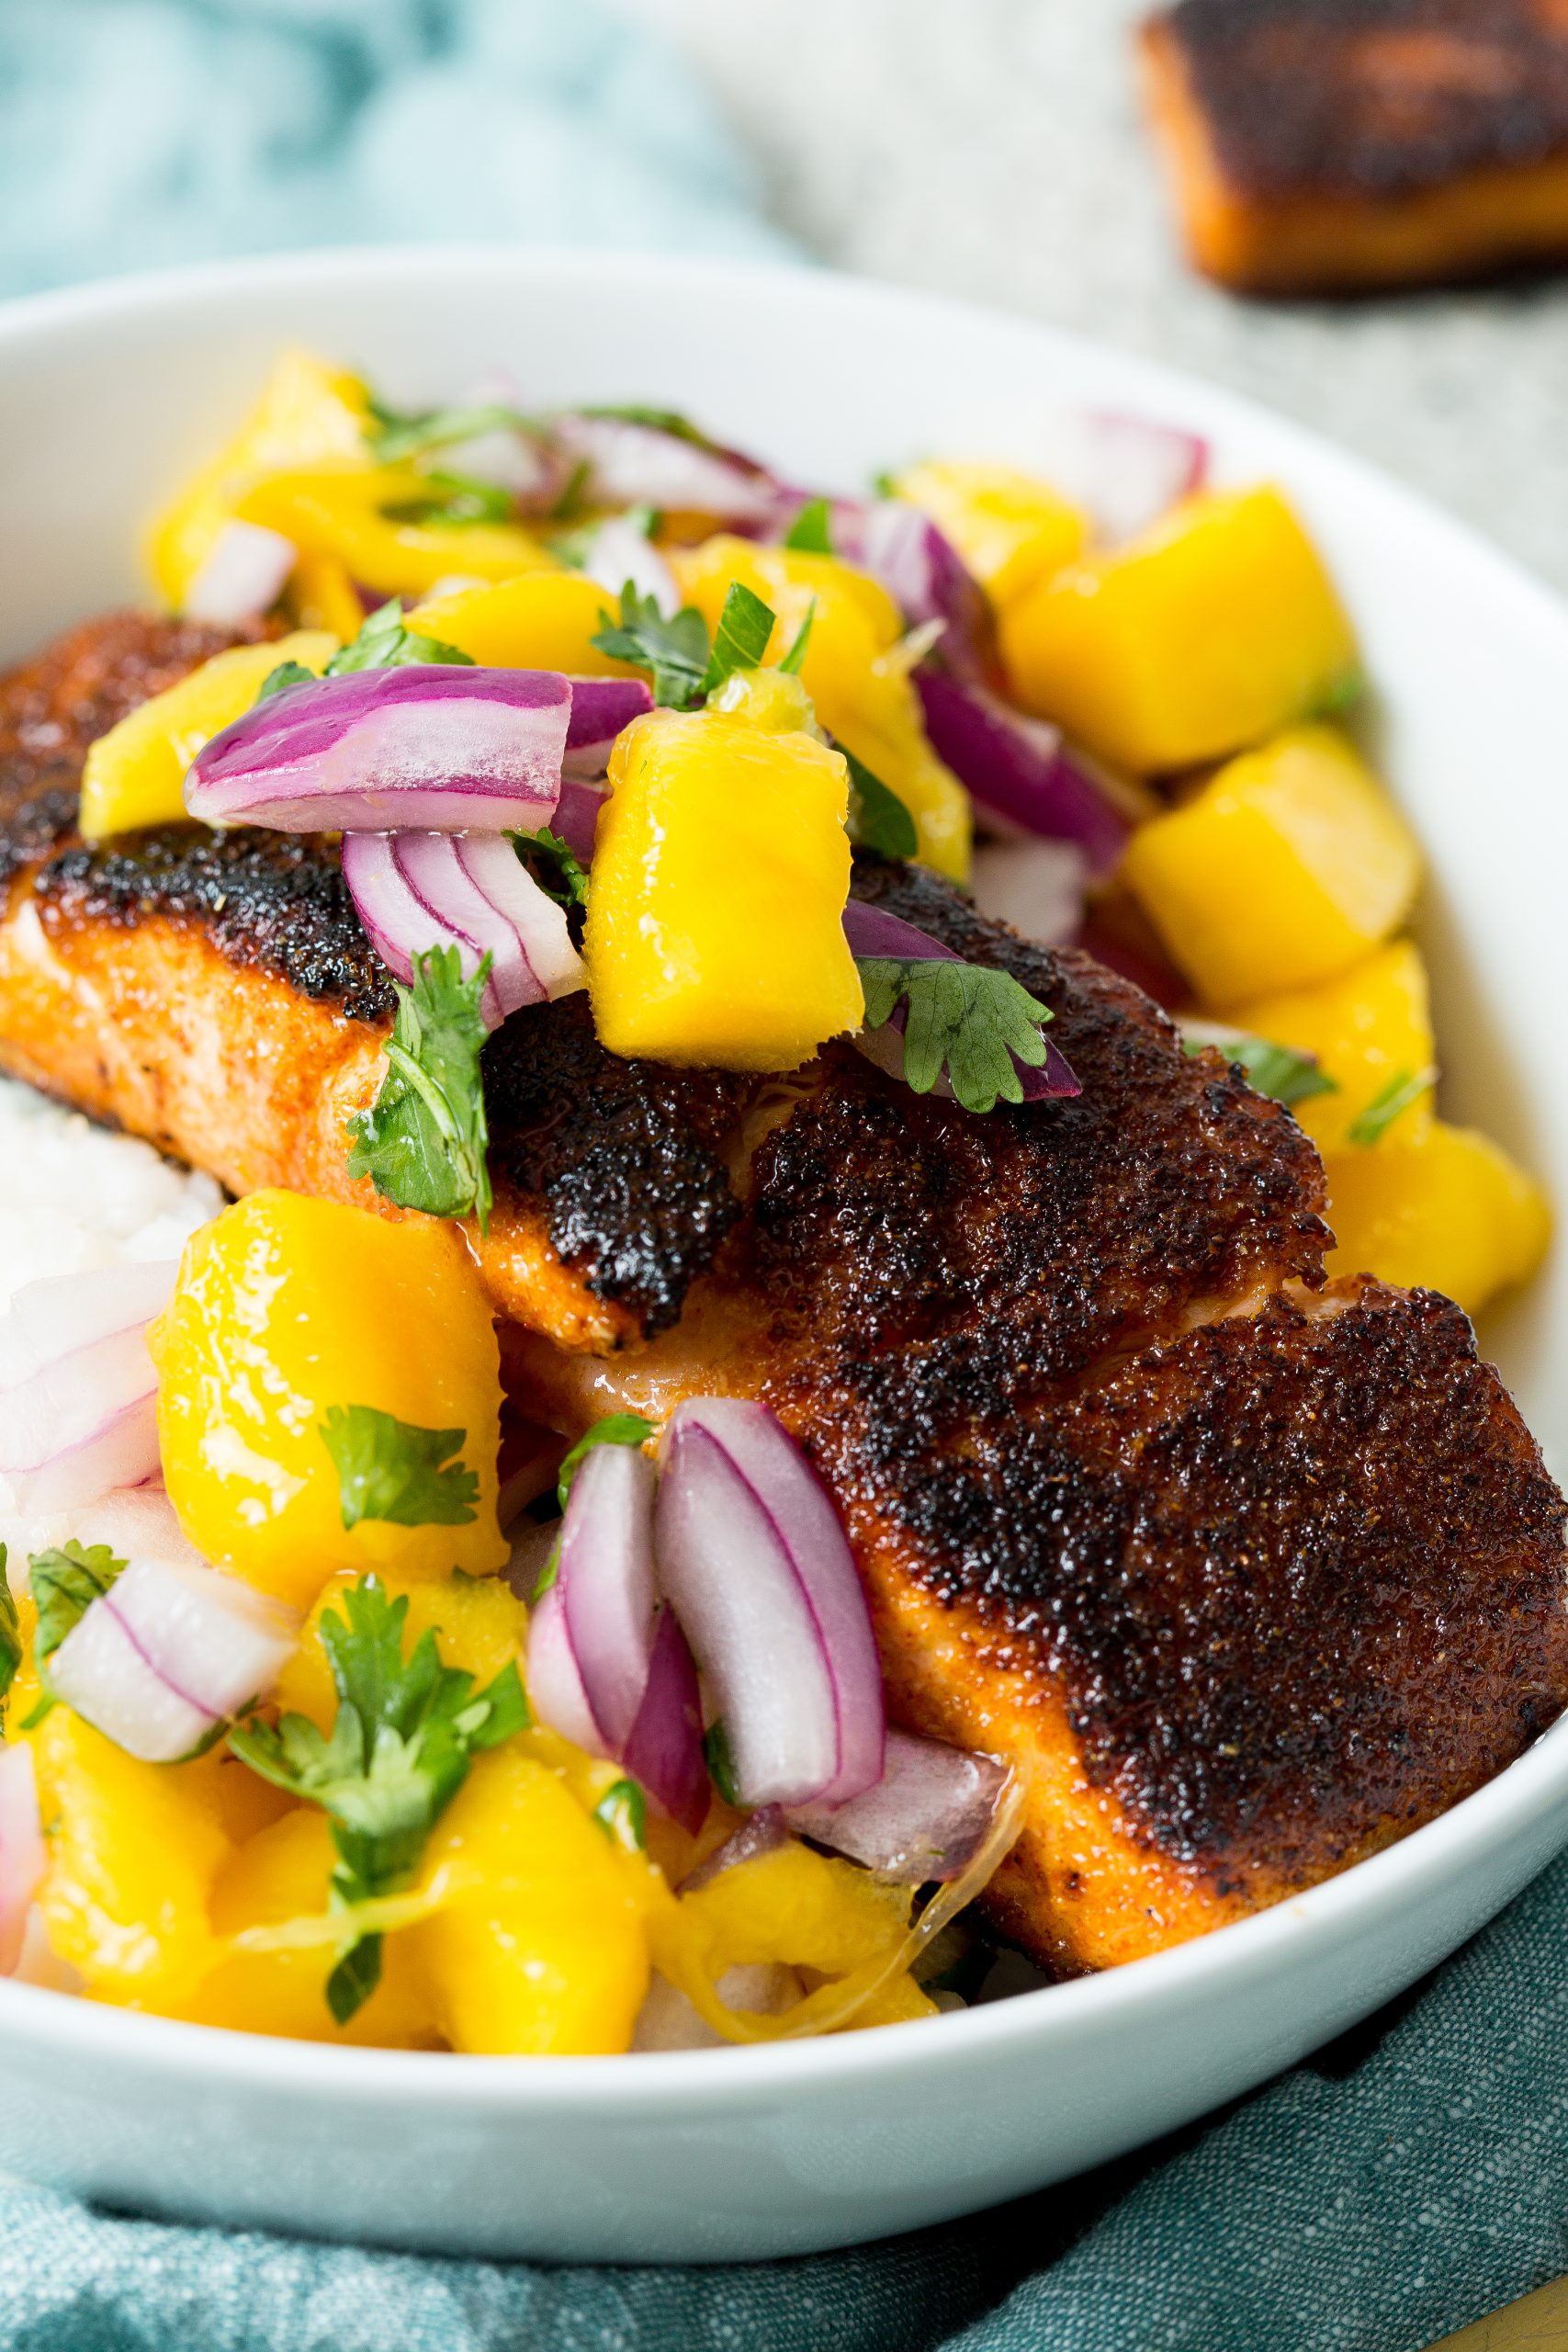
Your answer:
914,670 -> 1129,878
49,1544 -> 299,1765
341,831 -> 584,1030
656,1398 -> 884,1809
677,1804 -> 789,1894
842,899 -> 1082,1103
580,519 -> 680,619
554,779 -> 606,863
1029,411 -> 1209,548
0,1262 -> 177,1512
969,838 -> 1089,949
182,520 -> 298,627
186,666 -> 570,833
561,676 -> 655,780
557,1442 -> 658,1752
525,1577 -> 610,1758
622,1607 -> 708,1837
831,502 -> 992,681
0,1744 -> 44,1978
785,1730 -> 1010,1883
550,413 -> 784,527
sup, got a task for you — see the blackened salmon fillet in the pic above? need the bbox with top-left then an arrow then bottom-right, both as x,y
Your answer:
2,612 -> 1563,1973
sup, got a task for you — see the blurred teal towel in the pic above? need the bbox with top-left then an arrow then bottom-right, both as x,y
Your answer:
2,5 -> 1565,2347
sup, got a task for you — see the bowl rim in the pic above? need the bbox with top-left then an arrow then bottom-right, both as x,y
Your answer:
3,240 -> 1565,2115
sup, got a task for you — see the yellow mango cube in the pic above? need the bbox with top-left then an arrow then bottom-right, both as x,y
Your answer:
287,548 -> 367,641
276,1564 -> 529,1733
31,1710 -> 231,2009
671,537 -> 971,880
999,485 -> 1359,772
585,706 -> 863,1070
1122,725 -> 1420,1006
1324,1122 -> 1551,1319
78,630 -> 337,843
150,1190 -> 507,1612
237,465 -> 557,601
892,459 -> 1089,606
412,1747 -> 652,2055
406,571 -> 639,675
148,348 -> 372,609
1223,940 -> 1435,1154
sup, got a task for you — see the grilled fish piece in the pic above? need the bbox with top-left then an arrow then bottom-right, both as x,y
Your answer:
2,612 -> 1564,1973
1141,0 -> 1568,294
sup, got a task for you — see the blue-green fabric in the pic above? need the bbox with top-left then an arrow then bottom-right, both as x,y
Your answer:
3,6 -> 1564,2345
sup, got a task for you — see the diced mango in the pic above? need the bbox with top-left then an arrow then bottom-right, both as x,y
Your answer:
1122,725 -> 1420,1006
77,630 -> 337,842
892,460 -> 1089,606
412,1747 -> 652,2054
999,485 -> 1359,772
671,537 -> 971,879
585,706 -> 863,1070
1223,941 -> 1435,1154
276,1563 -> 530,1734
148,348 -> 373,610
405,571 -> 639,675
1324,1121 -> 1551,1319
677,1841 -> 911,1981
31,1709 -> 231,2009
150,1190 -> 507,1612
287,548 -> 367,640
181,1808 -> 434,2045
237,465 -> 557,600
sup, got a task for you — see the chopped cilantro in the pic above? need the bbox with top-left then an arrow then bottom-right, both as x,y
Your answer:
700,582 -> 776,697
1179,1022 -> 1338,1110
547,458 -> 593,524
576,402 -> 704,440
870,469 -> 897,500
592,1778 -> 648,1852
229,1576 -> 529,2022
366,401 -> 537,467
777,598 -> 817,677
1309,668 -> 1365,719
346,946 -> 492,1231
784,497 -> 834,555
1348,1065 -> 1436,1148
380,471 -> 515,528
0,1548 -> 19,1713
22,1540 -> 126,1729
703,1719 -> 740,1808
591,586 -> 710,709
856,956 -> 1055,1115
508,826 -> 588,910
326,599 -> 475,676
320,1406 -> 479,1532
556,1414 -> 655,1513
842,745 -> 917,860
255,659 -> 318,702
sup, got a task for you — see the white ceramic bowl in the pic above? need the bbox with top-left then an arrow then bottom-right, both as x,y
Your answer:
0,247 -> 1563,2267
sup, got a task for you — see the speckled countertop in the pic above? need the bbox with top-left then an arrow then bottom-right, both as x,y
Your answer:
624,0 -> 1568,592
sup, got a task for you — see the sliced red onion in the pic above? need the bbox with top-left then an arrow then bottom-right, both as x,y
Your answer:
1031,411 -> 1209,548
186,666 -> 570,833
0,1743 -> 45,1976
549,413 -> 784,527
914,670 -> 1129,878
842,899 -> 1082,1102
341,830 -> 584,1029
655,1398 -> 884,1809
678,1804 -> 788,1894
831,502 -> 991,681
969,838 -> 1089,949
182,520 -> 298,626
557,1442 -> 658,1752
0,1261 -> 177,1512
785,1730 -> 1010,1883
554,778 -> 606,863
622,1607 -> 708,1837
526,1578 -> 610,1758
580,517 -> 680,619
561,676 -> 654,780
49,1548 -> 299,1765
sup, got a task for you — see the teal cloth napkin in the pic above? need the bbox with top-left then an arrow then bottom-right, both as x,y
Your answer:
3,5 -> 1564,2345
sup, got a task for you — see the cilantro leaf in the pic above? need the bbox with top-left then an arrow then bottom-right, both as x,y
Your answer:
592,1778 -> 648,1852
777,598 -> 817,677
320,1405 -> 479,1532
367,401 -> 537,467
784,498 -> 834,555
1348,1065 -> 1436,1148
346,946 -> 492,1230
856,956 -> 1054,1115
1179,1022 -> 1338,1111
256,659 -> 318,703
0,1548 -> 19,1713
325,599 -> 475,677
842,746 -> 917,860
380,472 -> 514,528
230,1577 -> 529,2020
22,1540 -> 127,1729
556,1414 -> 654,1513
592,586 -> 711,709
700,582 -> 776,697
576,402 -> 704,439
704,1719 -> 740,1807
508,826 -> 588,910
